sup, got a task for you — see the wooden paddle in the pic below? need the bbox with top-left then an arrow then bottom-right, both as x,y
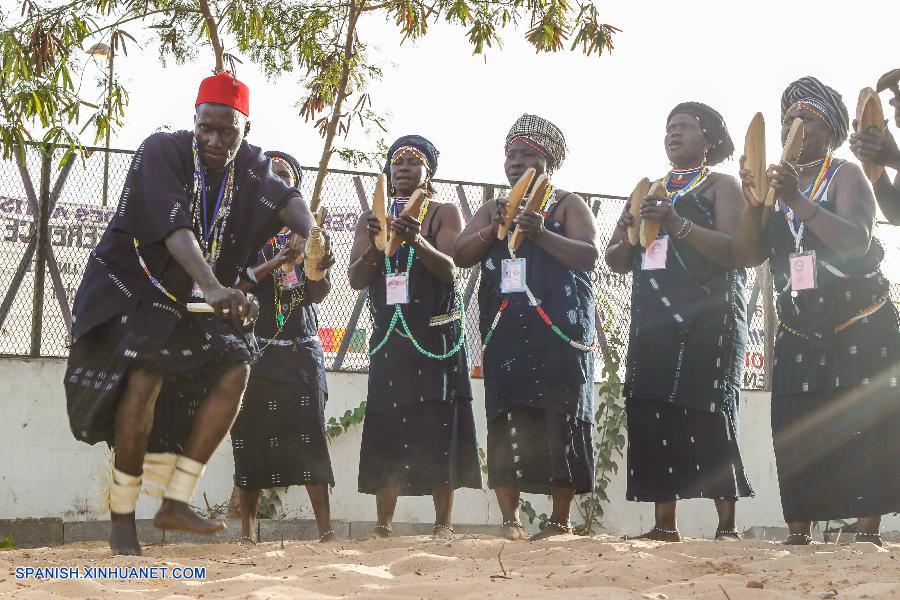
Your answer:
508,174 -> 550,252
743,112 -> 769,206
855,87 -> 887,183
304,206 -> 330,281
372,173 -> 388,252
496,168 -> 536,240
625,177 -> 650,246
385,188 -> 426,257
876,68 -> 900,96
639,180 -> 667,248
764,118 -> 804,207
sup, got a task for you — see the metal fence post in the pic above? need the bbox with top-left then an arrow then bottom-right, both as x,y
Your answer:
762,266 -> 776,391
29,149 -> 52,357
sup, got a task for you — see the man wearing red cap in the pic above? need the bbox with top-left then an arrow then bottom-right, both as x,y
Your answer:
64,71 -> 316,555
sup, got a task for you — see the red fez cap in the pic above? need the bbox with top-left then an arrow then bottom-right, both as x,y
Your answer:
195,72 -> 250,116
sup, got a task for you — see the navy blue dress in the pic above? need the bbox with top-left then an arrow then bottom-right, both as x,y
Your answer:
478,193 -> 597,495
623,178 -> 753,503
358,203 -> 482,496
765,160 -> 900,522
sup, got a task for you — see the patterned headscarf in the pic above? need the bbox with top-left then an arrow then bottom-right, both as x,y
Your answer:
781,76 -> 850,148
384,134 -> 439,177
505,114 -> 567,171
667,102 -> 735,166
264,150 -> 302,189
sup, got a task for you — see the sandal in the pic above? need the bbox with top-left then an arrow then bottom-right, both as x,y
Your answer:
637,526 -> 681,542
715,529 -> 742,541
783,533 -> 813,546
236,536 -> 256,546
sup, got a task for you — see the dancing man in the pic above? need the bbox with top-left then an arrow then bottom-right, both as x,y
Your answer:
65,72 -> 316,555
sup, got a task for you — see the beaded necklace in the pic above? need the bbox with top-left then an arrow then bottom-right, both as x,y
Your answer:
783,153 -> 833,251
133,136 -> 237,304
483,189 -> 596,354
368,197 -> 466,360
269,234 -> 307,329
663,166 -> 709,203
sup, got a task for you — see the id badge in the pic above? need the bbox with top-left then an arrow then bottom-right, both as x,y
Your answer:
641,236 -> 669,271
501,258 -> 527,293
385,273 -> 410,305
789,250 -> 817,292
281,266 -> 302,290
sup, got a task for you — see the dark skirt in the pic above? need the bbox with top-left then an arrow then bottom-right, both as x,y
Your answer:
487,406 -> 595,495
66,307 -> 253,446
772,388 -> 900,522
625,397 -> 753,502
231,376 -> 334,489
358,399 -> 482,496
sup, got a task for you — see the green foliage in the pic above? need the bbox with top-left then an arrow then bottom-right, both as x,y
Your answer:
326,400 -> 366,439
0,1 -> 618,195
573,293 -> 627,536
191,491 -> 229,519
0,535 -> 14,549
257,487 -> 288,519
518,498 -> 549,529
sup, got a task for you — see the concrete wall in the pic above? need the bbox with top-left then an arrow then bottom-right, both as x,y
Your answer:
2,357 -> 897,538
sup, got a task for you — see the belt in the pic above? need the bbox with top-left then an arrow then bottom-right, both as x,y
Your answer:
257,334 -> 320,347
429,309 -> 462,327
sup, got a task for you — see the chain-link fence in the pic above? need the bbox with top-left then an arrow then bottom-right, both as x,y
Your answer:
4,143 -> 899,390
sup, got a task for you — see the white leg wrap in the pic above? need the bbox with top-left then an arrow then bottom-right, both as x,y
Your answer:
109,468 -> 142,515
141,453 -> 178,499
163,456 -> 206,504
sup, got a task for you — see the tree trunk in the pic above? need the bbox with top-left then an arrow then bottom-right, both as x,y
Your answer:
309,1 -> 360,213
198,0 -> 225,73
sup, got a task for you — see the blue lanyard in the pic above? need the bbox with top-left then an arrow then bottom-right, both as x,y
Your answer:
199,167 -> 227,245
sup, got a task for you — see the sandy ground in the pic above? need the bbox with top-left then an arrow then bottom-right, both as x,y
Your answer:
1,535 -> 898,599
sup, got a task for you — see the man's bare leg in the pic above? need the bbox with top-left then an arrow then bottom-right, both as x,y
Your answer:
154,363 -> 249,533
110,368 -> 163,556
494,486 -> 526,540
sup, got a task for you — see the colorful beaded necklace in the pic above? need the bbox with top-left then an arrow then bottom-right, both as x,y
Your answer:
368,197 -> 466,360
133,136 -> 236,304
783,153 -> 833,251
663,166 -> 709,202
483,189 -> 596,354
269,233 -> 306,329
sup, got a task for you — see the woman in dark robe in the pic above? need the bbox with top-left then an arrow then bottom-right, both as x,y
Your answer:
347,135 -> 481,539
733,77 -> 900,547
229,151 -> 337,543
605,102 -> 752,542
454,114 -> 599,541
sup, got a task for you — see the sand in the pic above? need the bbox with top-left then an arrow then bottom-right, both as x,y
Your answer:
2,535 -> 898,599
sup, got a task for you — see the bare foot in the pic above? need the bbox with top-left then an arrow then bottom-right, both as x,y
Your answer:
637,527 -> 682,542
432,524 -> 454,540
235,536 -> 256,546
153,499 -> 226,534
318,531 -> 338,543
500,521 -> 526,541
109,512 -> 142,556
370,524 -> 392,539
530,523 -> 571,541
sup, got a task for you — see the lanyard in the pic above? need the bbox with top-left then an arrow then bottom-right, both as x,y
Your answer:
198,168 -> 228,246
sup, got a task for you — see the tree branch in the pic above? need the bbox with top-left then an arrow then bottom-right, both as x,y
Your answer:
198,0 -> 225,72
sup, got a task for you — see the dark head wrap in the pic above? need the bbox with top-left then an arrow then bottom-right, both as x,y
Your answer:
781,76 -> 850,148
384,134 -> 439,177
505,114 -> 567,171
264,150 -> 302,189
667,102 -> 734,166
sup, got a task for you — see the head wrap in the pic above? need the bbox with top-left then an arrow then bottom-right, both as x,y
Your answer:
264,150 -> 302,189
384,134 -> 439,177
781,76 -> 849,148
196,72 -> 250,117
505,114 -> 567,171
667,102 -> 734,166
